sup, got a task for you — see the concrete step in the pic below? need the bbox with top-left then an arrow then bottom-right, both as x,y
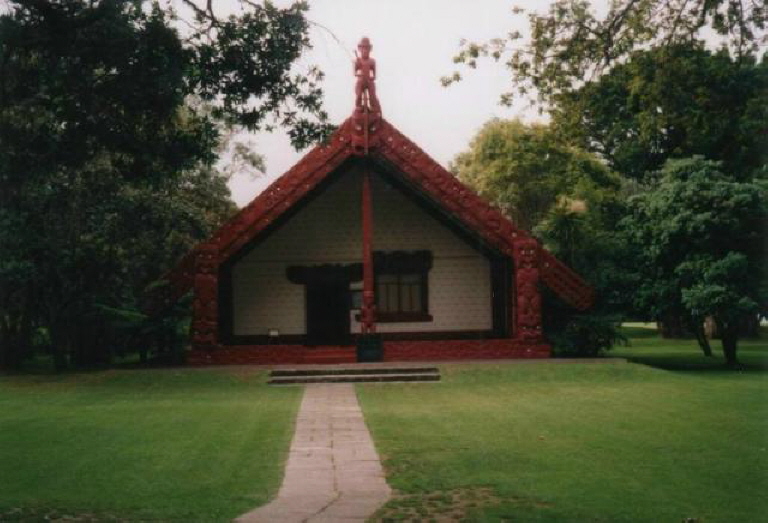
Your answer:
268,372 -> 441,385
271,367 -> 438,377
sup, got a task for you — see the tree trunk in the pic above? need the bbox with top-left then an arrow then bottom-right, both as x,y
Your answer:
719,321 -> 740,368
704,316 -> 719,339
658,311 -> 688,338
693,323 -> 713,357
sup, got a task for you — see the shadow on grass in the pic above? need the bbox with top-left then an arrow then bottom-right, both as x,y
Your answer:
622,356 -> 768,373
2,352 -> 186,377
614,326 -> 768,374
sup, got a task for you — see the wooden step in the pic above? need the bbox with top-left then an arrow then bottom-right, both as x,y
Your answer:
271,367 -> 438,377
268,372 -> 440,385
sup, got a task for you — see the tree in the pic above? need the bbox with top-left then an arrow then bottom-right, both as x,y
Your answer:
444,0 -> 766,107
620,157 -> 766,366
532,162 -> 635,356
452,118 -> 628,356
553,44 -> 768,180
0,0 -> 328,368
451,118 -> 619,231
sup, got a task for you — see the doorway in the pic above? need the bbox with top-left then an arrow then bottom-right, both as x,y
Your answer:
305,281 -> 351,345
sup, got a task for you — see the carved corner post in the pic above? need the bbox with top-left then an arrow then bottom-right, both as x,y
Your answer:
191,243 -> 220,351
360,169 -> 376,334
512,239 -> 543,342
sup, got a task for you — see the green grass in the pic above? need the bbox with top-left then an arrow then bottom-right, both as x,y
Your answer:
358,331 -> 768,522
3,330 -> 766,522
0,368 -> 301,521
614,324 -> 768,370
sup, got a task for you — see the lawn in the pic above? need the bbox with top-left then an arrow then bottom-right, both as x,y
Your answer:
0,368 -> 301,521
358,329 -> 768,522
2,331 -> 766,522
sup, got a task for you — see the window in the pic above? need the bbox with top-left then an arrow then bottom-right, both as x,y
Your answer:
377,273 -> 425,312
374,251 -> 432,322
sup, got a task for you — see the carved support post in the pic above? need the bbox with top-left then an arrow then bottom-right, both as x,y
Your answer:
191,243 -> 219,351
512,239 -> 543,342
360,170 -> 376,333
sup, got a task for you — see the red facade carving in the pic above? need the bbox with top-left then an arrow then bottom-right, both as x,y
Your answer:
513,239 -> 543,342
191,243 -> 219,351
160,73 -> 595,362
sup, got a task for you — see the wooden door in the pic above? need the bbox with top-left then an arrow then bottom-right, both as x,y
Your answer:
305,282 -> 351,346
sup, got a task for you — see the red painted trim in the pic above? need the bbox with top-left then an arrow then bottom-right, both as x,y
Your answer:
162,110 -> 595,356
165,117 -> 593,311
384,339 -> 551,361
374,121 -> 594,310
190,244 -> 219,351
186,339 -> 550,366
360,169 -> 375,333
187,346 -> 357,365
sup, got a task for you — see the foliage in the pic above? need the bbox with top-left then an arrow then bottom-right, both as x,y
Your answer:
553,44 -> 768,180
548,313 -> 626,357
620,157 -> 767,365
183,0 -> 332,146
443,1 -> 766,363
452,118 -> 629,354
0,0 -> 328,368
536,200 -> 630,357
451,118 -> 618,231
444,0 -> 767,107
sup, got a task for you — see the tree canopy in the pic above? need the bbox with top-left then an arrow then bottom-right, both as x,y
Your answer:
620,157 -> 766,365
444,0 -> 767,107
444,1 -> 766,364
0,0 -> 329,369
553,44 -> 768,180
451,118 -> 619,232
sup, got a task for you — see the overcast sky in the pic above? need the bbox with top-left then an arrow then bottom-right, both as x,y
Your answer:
224,0 -> 561,207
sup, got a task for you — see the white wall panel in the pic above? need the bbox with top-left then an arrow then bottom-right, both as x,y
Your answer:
231,166 -> 492,335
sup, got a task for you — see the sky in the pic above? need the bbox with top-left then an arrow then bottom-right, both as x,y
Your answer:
222,0 -> 555,207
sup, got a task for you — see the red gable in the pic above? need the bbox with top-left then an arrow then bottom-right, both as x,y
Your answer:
165,116 -> 594,311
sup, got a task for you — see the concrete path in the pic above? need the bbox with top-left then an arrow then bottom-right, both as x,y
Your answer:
236,384 -> 391,523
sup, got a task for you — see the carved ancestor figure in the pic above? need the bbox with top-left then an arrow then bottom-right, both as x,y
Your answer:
517,280 -> 542,341
354,37 -> 380,112
192,243 -> 219,350
512,239 -> 543,342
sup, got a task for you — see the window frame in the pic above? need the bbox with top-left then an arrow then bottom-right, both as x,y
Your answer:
373,250 -> 433,323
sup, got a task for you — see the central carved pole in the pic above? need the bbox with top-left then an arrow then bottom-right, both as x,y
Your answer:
360,169 -> 376,333
352,36 -> 383,358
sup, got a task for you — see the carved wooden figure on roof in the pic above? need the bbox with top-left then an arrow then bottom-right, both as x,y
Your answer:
156,36 -> 596,365
354,37 -> 380,113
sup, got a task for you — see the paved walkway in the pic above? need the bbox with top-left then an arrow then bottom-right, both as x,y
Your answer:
236,384 -> 391,523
